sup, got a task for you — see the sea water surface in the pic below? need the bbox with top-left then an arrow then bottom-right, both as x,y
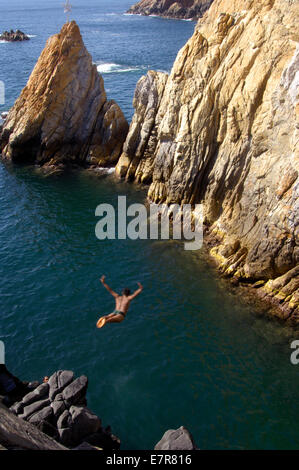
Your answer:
0,0 -> 298,450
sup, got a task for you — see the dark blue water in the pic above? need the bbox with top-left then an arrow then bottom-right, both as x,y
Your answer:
0,0 -> 298,451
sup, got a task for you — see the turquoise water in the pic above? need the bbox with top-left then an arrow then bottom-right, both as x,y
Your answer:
0,0 -> 299,451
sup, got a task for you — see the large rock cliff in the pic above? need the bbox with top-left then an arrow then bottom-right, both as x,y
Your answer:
127,0 -> 214,20
117,0 -> 299,321
0,21 -> 128,167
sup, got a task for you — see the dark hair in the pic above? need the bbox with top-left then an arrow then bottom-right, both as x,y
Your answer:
122,288 -> 131,296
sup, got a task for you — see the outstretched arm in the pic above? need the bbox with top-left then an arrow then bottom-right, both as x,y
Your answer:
129,282 -> 143,300
100,275 -> 119,298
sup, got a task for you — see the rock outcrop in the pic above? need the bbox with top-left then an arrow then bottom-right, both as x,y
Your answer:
155,426 -> 198,450
0,21 -> 128,168
8,370 -> 120,450
0,29 -> 29,42
127,0 -> 214,20
117,0 -> 299,322
116,70 -> 168,183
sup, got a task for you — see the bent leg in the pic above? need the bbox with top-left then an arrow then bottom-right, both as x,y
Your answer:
96,312 -> 116,328
105,314 -> 124,324
106,312 -> 118,319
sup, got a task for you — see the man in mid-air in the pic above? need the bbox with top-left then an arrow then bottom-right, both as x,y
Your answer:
96,275 -> 143,328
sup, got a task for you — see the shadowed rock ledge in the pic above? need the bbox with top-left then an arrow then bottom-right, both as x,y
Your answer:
1,370 -> 120,450
127,0 -> 214,21
0,401 -> 67,450
0,21 -> 128,169
117,0 -> 299,322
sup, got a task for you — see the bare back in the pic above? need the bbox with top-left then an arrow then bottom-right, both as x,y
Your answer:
115,295 -> 131,315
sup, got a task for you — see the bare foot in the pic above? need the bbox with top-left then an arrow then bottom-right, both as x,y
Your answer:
96,317 -> 106,329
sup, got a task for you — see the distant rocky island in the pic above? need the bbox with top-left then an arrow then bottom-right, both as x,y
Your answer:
127,0 -> 214,20
0,0 -> 298,324
0,29 -> 30,42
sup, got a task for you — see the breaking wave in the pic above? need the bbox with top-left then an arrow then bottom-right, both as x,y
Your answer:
97,62 -> 146,74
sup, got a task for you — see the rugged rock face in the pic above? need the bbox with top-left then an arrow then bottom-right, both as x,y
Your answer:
127,0 -> 214,20
0,21 -> 128,167
118,0 -> 299,322
9,370 -> 120,450
0,401 -> 67,450
0,29 -> 30,42
116,70 -> 168,182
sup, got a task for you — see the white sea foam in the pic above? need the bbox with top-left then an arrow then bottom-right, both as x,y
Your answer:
0,111 -> 7,125
97,62 -> 145,74
97,167 -> 115,174
149,15 -> 194,21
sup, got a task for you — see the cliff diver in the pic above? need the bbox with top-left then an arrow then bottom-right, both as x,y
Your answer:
96,275 -> 143,328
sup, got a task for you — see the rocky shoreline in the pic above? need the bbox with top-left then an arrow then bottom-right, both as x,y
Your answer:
127,0 -> 214,21
204,230 -> 299,325
0,30 -> 30,42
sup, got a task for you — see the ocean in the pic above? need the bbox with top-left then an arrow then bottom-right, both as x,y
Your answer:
0,0 -> 298,450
